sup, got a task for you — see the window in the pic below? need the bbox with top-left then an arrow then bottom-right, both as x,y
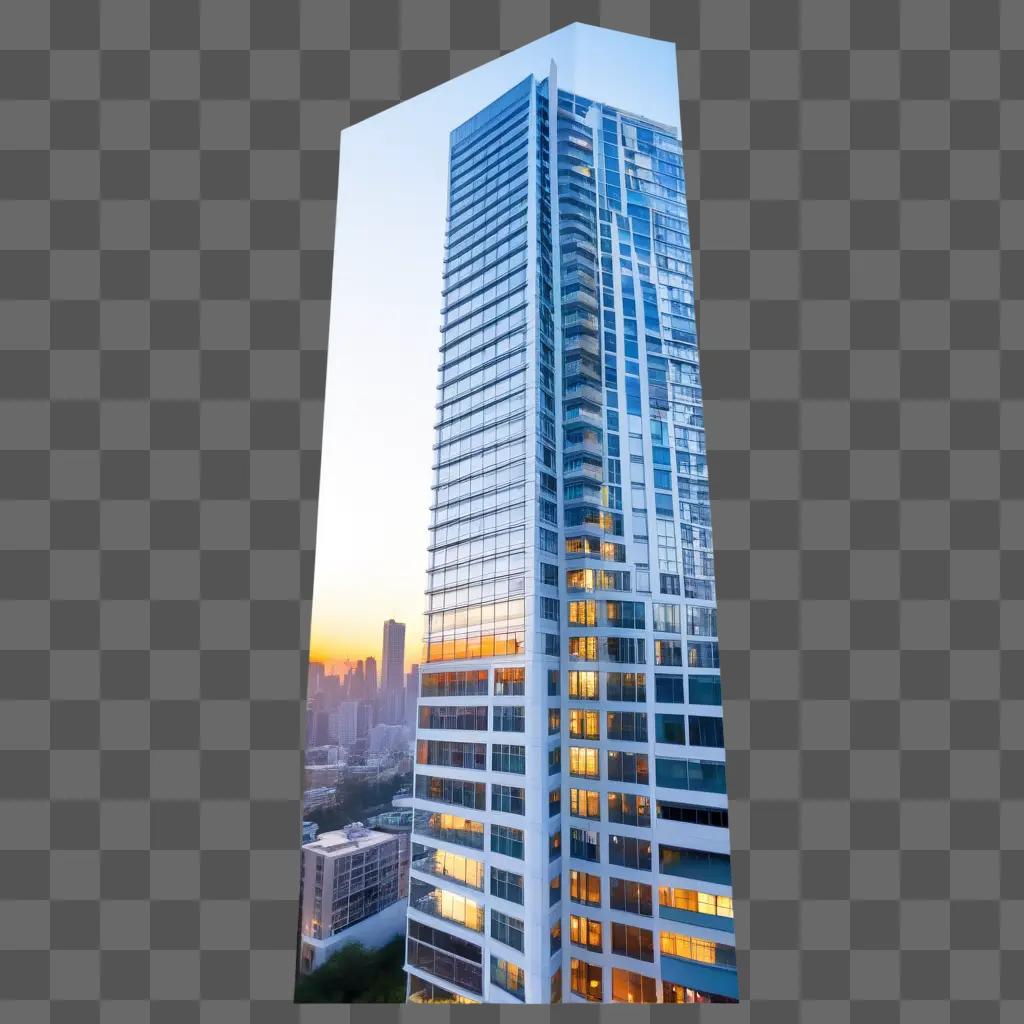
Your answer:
569,746 -> 600,779
414,846 -> 485,890
491,784 -> 525,815
660,572 -> 681,595
491,867 -> 524,905
689,674 -> 722,706
407,919 -> 483,996
608,834 -> 652,871
606,636 -> 645,664
568,600 -> 597,625
491,824 -> 524,859
549,829 -> 561,861
421,669 -> 488,698
491,743 -> 525,774
655,757 -> 727,794
569,869 -> 601,907
612,967 -> 657,1004
569,827 -> 600,862
659,932 -> 736,969
610,877 -> 653,917
655,639 -> 683,667
551,967 -> 562,1003
415,774 -> 486,810
688,640 -> 719,668
548,708 -> 561,734
570,788 -> 601,820
550,919 -> 562,954
419,705 -> 488,731
548,744 -> 561,775
491,909 -> 525,951
659,886 -> 734,920
541,596 -> 560,621
655,713 -> 686,744
568,670 -> 599,700
655,673 -> 686,703
541,562 -> 558,586
568,635 -> 598,661
417,740 -> 486,770
612,923 -> 654,962
607,750 -> 648,784
570,958 -> 602,1001
656,800 -> 729,829
569,709 -> 600,739
685,605 -> 717,637
548,787 -> 561,817
490,956 -> 525,1000
689,715 -> 725,748
606,671 -> 646,702
544,631 -> 560,657
549,874 -> 561,905
414,810 -> 484,850
659,845 -> 732,886
493,706 -> 525,732
608,791 -> 651,827
607,711 -> 648,742
411,878 -> 484,931
605,600 -> 645,629
547,669 -> 560,696
494,666 -> 525,696
653,602 -> 681,633
569,914 -> 603,952
662,982 -> 736,1004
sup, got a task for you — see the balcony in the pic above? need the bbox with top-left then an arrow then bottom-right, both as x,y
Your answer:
563,435 -> 603,458
562,310 -> 599,333
563,405 -> 602,429
564,378 -> 603,404
564,358 -> 601,387
562,269 -> 597,292
564,460 -> 604,484
561,286 -> 598,312
564,333 -> 600,359
560,237 -> 596,260
412,888 -> 485,934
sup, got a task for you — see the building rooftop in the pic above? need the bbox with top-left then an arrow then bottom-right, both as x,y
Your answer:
302,823 -> 399,856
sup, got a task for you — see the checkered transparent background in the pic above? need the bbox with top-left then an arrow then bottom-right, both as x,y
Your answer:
1,1 -> 1020,1021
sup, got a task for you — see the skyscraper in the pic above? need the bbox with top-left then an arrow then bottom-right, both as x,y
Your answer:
382,619 -> 407,690
406,67 -> 735,1005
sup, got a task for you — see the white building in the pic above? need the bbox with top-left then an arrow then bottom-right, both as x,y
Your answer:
403,56 -> 735,1007
298,823 -> 411,974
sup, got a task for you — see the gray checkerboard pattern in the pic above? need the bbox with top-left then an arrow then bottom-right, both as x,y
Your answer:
0,0 -> 1018,1020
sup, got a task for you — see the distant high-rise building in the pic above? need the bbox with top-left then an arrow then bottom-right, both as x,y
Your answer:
336,702 -> 359,745
405,665 -> 420,729
381,619 -> 407,691
308,661 -> 325,698
406,69 -> 735,1005
356,701 -> 374,740
365,656 -> 378,691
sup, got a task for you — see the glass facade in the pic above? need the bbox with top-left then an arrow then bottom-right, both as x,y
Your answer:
406,66 -> 736,1005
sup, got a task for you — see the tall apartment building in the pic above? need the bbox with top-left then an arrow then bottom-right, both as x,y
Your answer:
382,619 -> 407,690
298,823 -> 411,974
406,66 -> 736,1006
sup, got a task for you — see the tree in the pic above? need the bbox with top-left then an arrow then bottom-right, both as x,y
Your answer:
295,936 -> 406,1003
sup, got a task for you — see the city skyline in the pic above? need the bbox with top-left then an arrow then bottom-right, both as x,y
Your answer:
306,25 -> 682,676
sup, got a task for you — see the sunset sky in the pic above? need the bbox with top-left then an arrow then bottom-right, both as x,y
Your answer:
307,25 -> 681,676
